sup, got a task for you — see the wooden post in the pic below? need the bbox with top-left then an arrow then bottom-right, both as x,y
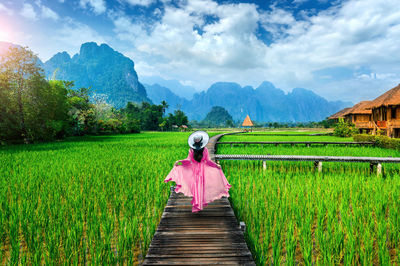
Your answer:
306,143 -> 310,147
263,160 -> 266,170
314,161 -> 322,172
377,163 -> 382,176
230,143 -> 233,148
370,163 -> 375,174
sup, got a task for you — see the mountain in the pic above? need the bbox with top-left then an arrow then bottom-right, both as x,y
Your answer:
146,81 -> 351,122
203,106 -> 233,126
43,42 -> 150,108
140,76 -> 198,100
144,83 -> 190,113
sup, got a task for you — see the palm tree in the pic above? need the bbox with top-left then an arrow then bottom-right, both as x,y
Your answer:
161,100 -> 169,116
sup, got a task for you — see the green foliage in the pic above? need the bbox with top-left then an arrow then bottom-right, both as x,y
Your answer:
333,118 -> 358,137
0,46 -> 69,143
354,134 -> 400,150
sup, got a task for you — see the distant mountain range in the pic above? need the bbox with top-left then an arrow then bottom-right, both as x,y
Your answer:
1,41 -> 351,122
145,81 -> 351,122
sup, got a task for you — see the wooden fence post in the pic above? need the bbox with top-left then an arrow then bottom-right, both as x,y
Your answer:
314,161 -> 322,172
377,163 -> 382,176
263,160 -> 266,170
370,163 -> 375,174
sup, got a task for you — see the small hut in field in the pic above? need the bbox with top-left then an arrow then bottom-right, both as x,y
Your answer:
242,115 -> 254,132
367,84 -> 400,137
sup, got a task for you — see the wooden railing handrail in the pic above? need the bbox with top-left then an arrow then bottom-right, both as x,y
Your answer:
217,141 -> 375,145
215,154 -> 400,164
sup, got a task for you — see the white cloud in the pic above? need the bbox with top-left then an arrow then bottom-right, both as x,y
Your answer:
41,5 -> 59,20
100,0 -> 400,101
79,0 -> 106,15
0,3 -> 13,15
123,0 -> 156,7
20,3 -> 37,20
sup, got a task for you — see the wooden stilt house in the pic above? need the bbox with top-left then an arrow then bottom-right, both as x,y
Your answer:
367,84 -> 400,138
328,107 -> 352,123
344,101 -> 373,133
242,115 -> 254,132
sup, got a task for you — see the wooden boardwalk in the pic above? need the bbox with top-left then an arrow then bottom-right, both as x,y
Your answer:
142,133 -> 255,265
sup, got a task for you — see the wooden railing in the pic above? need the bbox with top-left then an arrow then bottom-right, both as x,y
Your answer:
215,154 -> 400,176
354,121 -> 374,128
377,121 -> 387,128
389,120 -> 400,127
217,141 -> 375,147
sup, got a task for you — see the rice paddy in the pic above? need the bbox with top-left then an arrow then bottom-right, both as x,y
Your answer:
0,132 -> 196,264
218,133 -> 400,265
1,130 -> 399,265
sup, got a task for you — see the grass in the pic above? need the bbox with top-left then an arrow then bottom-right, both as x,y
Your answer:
218,133 -> 400,265
0,132 -> 192,265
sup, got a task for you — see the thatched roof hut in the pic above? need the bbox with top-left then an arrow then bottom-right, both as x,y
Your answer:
346,101 -> 372,115
242,115 -> 254,127
367,84 -> 400,108
328,107 -> 352,119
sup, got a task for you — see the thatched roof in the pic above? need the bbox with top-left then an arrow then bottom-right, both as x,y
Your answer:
368,84 -> 400,108
328,107 -> 352,119
346,101 -> 372,115
242,115 -> 254,127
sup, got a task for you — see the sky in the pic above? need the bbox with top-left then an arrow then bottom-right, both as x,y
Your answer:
1,0 -> 400,103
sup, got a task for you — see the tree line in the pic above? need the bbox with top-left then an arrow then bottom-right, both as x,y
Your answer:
0,46 -> 188,144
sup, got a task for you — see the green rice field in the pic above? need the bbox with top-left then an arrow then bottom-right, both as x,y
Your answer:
0,132 -> 203,265
1,131 -> 399,265
219,133 -> 400,265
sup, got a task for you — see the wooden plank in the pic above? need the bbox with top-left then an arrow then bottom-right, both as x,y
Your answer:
143,132 -> 255,265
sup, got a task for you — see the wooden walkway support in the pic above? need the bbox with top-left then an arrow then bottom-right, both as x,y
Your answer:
215,154 -> 400,176
217,141 -> 375,147
143,133 -> 255,265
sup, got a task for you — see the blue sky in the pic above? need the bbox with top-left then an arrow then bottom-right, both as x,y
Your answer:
1,0 -> 400,103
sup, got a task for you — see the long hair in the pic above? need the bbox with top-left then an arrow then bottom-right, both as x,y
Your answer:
193,148 -> 204,163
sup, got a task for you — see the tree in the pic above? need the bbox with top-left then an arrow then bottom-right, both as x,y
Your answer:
333,118 -> 358,137
0,46 -> 69,142
161,100 -> 169,116
0,46 -> 42,141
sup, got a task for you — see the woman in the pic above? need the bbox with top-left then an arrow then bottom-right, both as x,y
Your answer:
164,131 -> 232,212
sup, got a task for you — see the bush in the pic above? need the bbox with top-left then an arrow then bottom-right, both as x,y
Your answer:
353,134 -> 376,143
333,118 -> 358,137
353,134 -> 400,150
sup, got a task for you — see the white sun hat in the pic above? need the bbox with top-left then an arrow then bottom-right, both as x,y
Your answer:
188,131 -> 209,150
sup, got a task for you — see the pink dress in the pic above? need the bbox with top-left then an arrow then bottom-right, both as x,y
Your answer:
164,147 -> 232,212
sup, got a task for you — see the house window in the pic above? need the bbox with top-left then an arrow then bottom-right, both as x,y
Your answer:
392,107 -> 397,119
